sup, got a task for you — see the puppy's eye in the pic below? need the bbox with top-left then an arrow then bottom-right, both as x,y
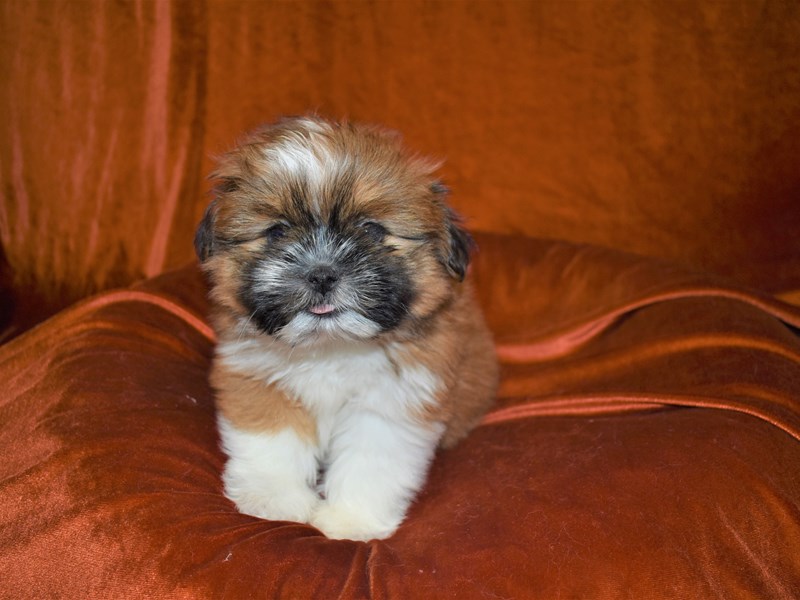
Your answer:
264,222 -> 289,243
361,221 -> 388,242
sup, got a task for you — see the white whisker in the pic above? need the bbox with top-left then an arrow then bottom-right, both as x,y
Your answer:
237,310 -> 258,342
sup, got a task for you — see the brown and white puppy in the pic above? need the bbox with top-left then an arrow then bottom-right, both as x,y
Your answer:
195,116 -> 498,541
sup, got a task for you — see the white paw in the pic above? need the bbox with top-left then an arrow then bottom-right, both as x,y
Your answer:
311,502 -> 400,541
225,479 -> 320,524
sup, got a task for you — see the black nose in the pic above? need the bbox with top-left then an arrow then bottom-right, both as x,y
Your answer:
306,265 -> 339,294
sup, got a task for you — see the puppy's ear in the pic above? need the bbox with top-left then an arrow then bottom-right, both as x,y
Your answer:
432,183 -> 474,281
443,208 -> 474,281
195,177 -> 240,262
194,200 -> 218,262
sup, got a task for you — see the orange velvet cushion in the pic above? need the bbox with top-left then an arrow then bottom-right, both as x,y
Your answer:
1,237 -> 798,597
3,0 -> 800,333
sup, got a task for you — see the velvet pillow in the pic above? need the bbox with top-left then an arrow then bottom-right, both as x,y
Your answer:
1,236 -> 798,597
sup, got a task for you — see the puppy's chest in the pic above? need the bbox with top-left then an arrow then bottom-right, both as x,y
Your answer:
281,348 -> 441,419
223,339 -> 442,418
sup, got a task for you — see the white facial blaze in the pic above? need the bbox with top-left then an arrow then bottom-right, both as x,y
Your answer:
262,124 -> 339,214
265,142 -> 324,188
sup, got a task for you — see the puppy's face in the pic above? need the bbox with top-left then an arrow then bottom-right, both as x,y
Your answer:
196,117 -> 472,346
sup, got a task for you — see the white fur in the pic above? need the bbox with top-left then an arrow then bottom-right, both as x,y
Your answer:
278,310 -> 381,346
262,120 -> 340,210
313,407 -> 444,540
218,416 -> 320,523
265,142 -> 325,188
217,336 -> 444,540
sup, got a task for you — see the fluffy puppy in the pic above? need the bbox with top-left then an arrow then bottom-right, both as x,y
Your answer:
195,116 -> 498,541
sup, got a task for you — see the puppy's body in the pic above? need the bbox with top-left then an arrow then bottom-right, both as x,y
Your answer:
196,117 -> 497,540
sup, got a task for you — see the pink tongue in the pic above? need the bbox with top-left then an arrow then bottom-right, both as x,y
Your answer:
310,304 -> 336,315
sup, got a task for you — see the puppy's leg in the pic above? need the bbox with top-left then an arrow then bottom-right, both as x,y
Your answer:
218,416 -> 320,523
213,363 -> 321,523
311,411 -> 443,540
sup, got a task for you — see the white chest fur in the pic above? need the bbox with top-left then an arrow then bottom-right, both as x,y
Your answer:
217,336 -> 443,443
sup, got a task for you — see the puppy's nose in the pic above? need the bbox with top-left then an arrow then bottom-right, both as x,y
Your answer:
306,265 -> 339,294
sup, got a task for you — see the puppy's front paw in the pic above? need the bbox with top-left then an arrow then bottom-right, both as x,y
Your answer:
225,479 -> 320,524
311,502 -> 400,541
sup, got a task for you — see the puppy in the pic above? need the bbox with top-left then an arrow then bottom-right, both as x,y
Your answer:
195,116 -> 498,541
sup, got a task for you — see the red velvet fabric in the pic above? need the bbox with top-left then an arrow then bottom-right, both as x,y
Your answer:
2,1 -> 800,597
1,237 -> 799,597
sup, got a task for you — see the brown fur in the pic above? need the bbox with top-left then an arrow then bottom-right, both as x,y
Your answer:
211,361 -> 317,443
198,116 -> 498,446
385,279 -> 498,447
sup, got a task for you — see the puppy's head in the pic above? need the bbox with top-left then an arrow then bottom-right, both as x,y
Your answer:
196,116 -> 473,346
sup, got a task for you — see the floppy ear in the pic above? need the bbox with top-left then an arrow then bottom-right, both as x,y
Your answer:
432,183 -> 474,281
195,175 -> 241,262
443,207 -> 474,281
194,200 -> 218,262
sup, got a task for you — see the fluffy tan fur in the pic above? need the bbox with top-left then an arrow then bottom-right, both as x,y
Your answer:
197,117 -> 498,539
200,117 -> 497,448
